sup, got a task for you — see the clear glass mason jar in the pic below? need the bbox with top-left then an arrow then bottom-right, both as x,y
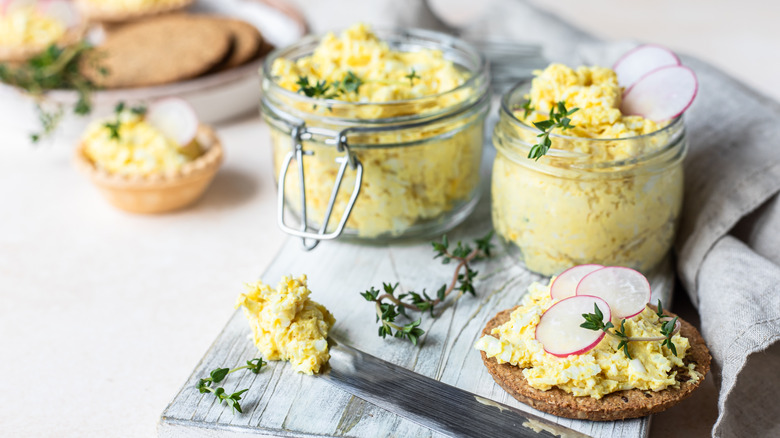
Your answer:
492,81 -> 687,276
261,29 -> 490,249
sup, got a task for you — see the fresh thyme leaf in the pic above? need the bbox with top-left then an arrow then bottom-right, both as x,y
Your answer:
522,100 -> 534,118
296,76 -> 331,99
196,358 -> 266,414
405,68 -> 420,86
526,101 -> 579,161
0,41 -> 102,143
362,232 -> 495,345
337,71 -> 362,94
581,300 -> 682,358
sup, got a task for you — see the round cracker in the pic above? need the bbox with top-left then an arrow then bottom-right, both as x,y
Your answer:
480,306 -> 711,421
81,14 -> 232,88
75,0 -> 194,23
211,17 -> 263,69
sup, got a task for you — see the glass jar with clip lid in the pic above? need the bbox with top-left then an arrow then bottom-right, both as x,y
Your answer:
260,27 -> 490,249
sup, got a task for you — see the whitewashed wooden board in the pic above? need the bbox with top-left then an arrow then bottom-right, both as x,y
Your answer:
158,156 -> 674,438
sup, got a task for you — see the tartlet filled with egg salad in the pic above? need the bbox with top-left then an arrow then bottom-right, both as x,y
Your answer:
75,100 -> 222,214
0,2 -> 85,62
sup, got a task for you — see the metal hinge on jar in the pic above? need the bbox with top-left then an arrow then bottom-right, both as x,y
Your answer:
277,123 -> 363,250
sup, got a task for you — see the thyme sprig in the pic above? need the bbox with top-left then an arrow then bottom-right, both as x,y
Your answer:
196,358 -> 266,414
526,100 -> 579,161
405,68 -> 420,86
296,70 -> 363,100
0,42 -> 104,142
295,69 -> 421,108
360,231 -> 495,345
102,102 -> 147,141
580,300 -> 681,359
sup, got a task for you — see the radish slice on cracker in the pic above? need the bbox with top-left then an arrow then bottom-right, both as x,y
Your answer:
146,98 -> 199,146
613,44 -> 680,89
550,264 -> 604,301
535,295 -> 611,357
621,65 -> 698,122
576,267 -> 651,319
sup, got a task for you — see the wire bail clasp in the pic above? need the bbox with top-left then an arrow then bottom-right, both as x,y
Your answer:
277,124 -> 363,250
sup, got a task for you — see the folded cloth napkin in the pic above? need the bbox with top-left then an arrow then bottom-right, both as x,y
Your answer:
288,1 -> 780,436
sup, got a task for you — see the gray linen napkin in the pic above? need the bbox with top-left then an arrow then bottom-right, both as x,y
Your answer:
285,1 -> 780,436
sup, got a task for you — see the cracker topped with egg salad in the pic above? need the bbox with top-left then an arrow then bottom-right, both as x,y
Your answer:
264,23 -> 488,239
475,268 -> 710,421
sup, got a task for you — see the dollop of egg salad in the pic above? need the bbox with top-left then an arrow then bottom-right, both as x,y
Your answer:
475,281 -> 700,399
236,275 -> 335,375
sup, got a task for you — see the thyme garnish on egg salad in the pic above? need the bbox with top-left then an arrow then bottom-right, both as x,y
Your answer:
0,42 -> 105,142
295,68 -> 421,105
102,102 -> 147,141
525,100 -> 579,161
360,231 -> 494,345
197,358 -> 266,414
581,300 -> 681,359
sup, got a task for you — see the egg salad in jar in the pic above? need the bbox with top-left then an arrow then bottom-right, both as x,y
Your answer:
491,64 -> 686,276
262,24 -> 489,243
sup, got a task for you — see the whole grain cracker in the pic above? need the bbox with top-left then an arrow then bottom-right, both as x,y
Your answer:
479,306 -> 711,421
80,14 -> 232,88
210,17 -> 264,69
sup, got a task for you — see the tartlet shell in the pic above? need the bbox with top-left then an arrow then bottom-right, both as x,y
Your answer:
480,305 -> 711,421
0,24 -> 87,62
74,0 -> 194,23
75,124 -> 223,214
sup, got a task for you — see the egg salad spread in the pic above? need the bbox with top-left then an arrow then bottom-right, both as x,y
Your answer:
266,24 -> 485,238
236,275 -> 335,375
475,281 -> 700,398
82,111 -> 201,177
0,5 -> 66,49
492,63 -> 684,275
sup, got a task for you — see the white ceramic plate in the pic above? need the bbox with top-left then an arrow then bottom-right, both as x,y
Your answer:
0,0 -> 306,142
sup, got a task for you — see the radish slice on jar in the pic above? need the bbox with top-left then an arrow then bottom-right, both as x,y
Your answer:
549,264 -> 604,301
576,267 -> 651,319
621,65 -> 698,122
535,295 -> 611,357
146,98 -> 199,146
613,44 -> 680,89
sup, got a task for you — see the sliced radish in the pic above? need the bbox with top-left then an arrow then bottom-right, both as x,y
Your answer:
146,98 -> 199,146
613,44 -> 680,89
621,65 -> 698,122
576,267 -> 650,319
535,295 -> 611,357
41,0 -> 81,28
550,264 -> 604,301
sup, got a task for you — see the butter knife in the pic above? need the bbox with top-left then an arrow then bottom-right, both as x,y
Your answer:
321,339 -> 591,438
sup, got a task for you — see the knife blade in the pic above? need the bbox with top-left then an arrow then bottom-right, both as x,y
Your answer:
321,339 -> 591,438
